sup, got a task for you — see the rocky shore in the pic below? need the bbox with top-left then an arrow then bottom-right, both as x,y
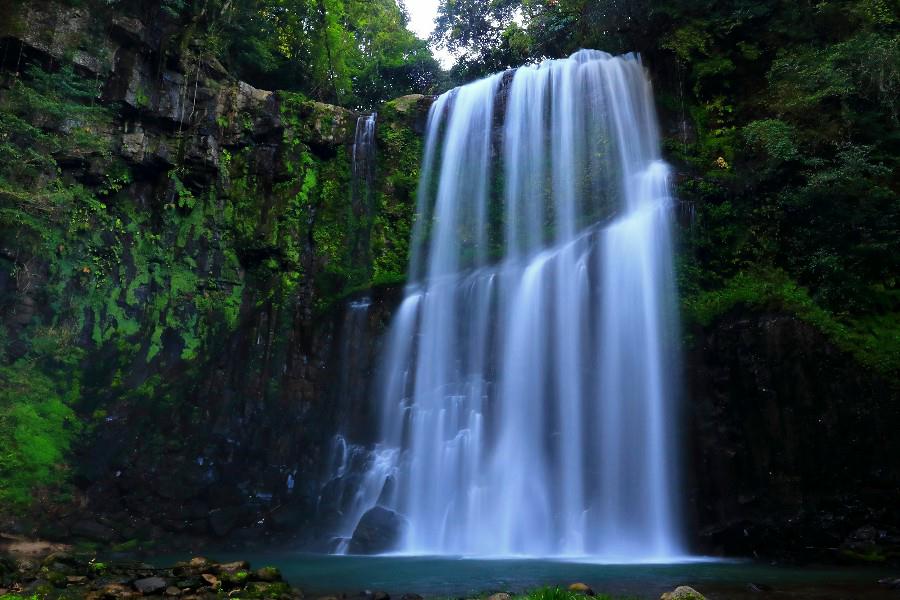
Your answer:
0,553 -> 298,600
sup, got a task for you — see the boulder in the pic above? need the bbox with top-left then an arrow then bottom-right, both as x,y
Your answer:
72,520 -> 117,543
568,583 -> 594,596
487,593 -> 512,600
215,561 -> 250,575
209,508 -> 244,537
300,102 -> 355,146
878,578 -> 900,590
172,556 -> 213,576
134,576 -> 168,594
201,573 -> 220,589
99,582 -> 140,599
347,507 -> 406,555
660,587 -> 707,600
41,552 -> 82,571
254,566 -> 282,582
245,581 -> 291,597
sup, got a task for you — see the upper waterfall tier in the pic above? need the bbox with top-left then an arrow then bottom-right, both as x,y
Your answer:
408,49 -> 665,282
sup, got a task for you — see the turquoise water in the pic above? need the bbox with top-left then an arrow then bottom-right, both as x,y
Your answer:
152,554 -> 897,599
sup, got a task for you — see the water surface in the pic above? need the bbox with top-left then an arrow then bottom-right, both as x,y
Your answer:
156,553 -> 896,599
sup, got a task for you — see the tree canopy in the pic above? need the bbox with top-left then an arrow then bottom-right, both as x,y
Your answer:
109,0 -> 447,109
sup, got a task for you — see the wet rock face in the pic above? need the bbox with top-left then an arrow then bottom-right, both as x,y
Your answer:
686,312 -> 900,562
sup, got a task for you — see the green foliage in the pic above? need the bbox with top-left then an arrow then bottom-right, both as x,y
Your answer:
432,0 -> 527,79
370,100 -> 424,285
683,268 -> 900,376
89,560 -> 109,573
0,333 -> 83,507
0,65 -> 110,214
777,144 -> 898,310
742,119 -> 798,165
521,587 -> 635,600
768,32 -> 899,121
158,0 -> 445,108
242,581 -> 292,599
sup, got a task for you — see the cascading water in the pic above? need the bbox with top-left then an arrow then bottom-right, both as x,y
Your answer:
352,113 -> 377,208
353,50 -> 683,559
318,113 -> 387,554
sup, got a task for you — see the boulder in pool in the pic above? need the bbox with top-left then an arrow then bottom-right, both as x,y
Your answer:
348,507 -> 406,554
568,583 -> 595,596
660,587 -> 707,600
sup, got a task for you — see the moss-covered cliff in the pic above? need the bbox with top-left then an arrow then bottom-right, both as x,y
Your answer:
0,0 -> 428,549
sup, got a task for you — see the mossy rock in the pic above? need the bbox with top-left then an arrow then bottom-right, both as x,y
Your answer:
283,97 -> 356,146
43,569 -> 69,588
220,569 -> 251,587
567,583 -> 594,596
659,586 -> 707,600
243,581 -> 292,599
254,566 -> 282,582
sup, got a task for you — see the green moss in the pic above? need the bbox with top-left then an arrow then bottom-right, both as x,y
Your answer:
841,547 -> 887,562
742,119 -> 798,164
683,268 -> 900,377
254,566 -> 281,581
89,560 -> 108,573
0,340 -> 82,508
371,111 -> 422,286
218,568 -> 254,587
242,582 -> 291,599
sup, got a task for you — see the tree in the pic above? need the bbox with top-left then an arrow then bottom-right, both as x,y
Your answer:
137,0 -> 445,107
432,0 -> 529,79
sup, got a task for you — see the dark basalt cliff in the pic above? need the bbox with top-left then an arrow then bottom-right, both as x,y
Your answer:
687,312 -> 900,563
0,1 -> 897,564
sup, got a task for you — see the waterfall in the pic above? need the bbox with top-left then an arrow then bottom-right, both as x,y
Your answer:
353,50 -> 683,559
352,113 -> 377,209
349,112 -> 378,268
318,113 -> 383,554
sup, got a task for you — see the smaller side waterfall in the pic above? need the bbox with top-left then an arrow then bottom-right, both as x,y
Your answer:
319,297 -> 381,554
318,112 -> 384,553
344,112 -> 379,270
352,112 -> 377,220
353,113 -> 377,173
